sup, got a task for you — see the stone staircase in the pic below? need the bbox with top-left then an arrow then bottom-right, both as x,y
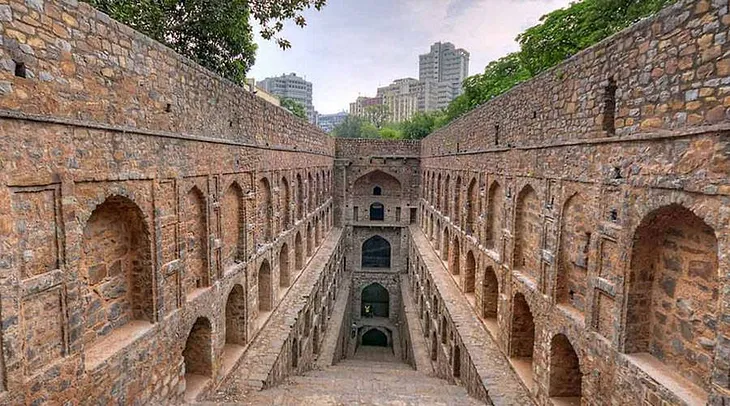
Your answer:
203,357 -> 482,405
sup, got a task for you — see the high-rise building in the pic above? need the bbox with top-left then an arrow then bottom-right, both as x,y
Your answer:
318,111 -> 349,133
257,73 -> 317,123
376,78 -> 421,123
349,96 -> 384,117
419,42 -> 469,110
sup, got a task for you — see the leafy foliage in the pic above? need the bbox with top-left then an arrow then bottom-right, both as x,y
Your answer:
517,0 -> 675,75
88,0 -> 326,84
442,0 -> 676,124
400,112 -> 447,140
363,105 -> 390,129
250,0 -> 327,50
281,98 -> 307,119
444,53 -> 531,122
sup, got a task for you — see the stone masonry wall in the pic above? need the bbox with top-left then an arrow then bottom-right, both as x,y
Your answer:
0,0 -> 336,404
419,1 -> 730,405
423,0 -> 730,154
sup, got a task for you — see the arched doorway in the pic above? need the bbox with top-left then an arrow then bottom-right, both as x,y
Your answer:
453,344 -> 461,378
183,317 -> 212,399
625,204 -> 718,390
362,328 -> 388,347
295,232 -> 304,271
258,260 -> 272,313
184,186 -> 209,296
225,285 -> 246,346
450,237 -> 460,275
279,243 -> 290,288
464,250 -> 475,294
482,266 -> 499,320
258,177 -> 273,243
549,334 -> 582,403
361,283 -> 389,317
361,235 -> 391,268
81,195 -> 153,349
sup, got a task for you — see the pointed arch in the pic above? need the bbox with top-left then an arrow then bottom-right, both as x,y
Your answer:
225,284 -> 246,346
295,231 -> 304,271
185,186 -> 209,294
353,169 -> 402,197
625,204 -> 718,389
80,195 -> 153,347
306,223 -> 313,257
510,292 -> 535,359
444,174 -> 451,216
557,193 -> 589,313
258,260 -> 272,312
466,177 -> 478,235
362,235 -> 391,268
183,317 -> 213,396
307,172 -> 314,213
514,184 -> 539,279
258,177 -> 273,243
482,266 -> 498,319
296,173 -> 304,220
450,236 -> 461,276
361,282 -> 389,317
485,181 -> 503,250
464,250 -> 476,294
441,226 -> 450,259
454,176 -> 462,223
279,243 -> 290,287
281,176 -> 291,231
222,182 -> 245,269
549,334 -> 582,401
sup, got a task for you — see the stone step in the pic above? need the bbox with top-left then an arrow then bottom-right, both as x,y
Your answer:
221,372 -> 482,405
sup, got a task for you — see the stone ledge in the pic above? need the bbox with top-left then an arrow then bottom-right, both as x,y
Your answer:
410,225 -> 535,406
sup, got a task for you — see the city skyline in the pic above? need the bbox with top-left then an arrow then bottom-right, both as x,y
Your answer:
248,0 -> 573,114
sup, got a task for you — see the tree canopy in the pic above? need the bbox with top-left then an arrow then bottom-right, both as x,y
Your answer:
89,0 -> 326,84
442,0 -> 675,123
280,98 -> 307,119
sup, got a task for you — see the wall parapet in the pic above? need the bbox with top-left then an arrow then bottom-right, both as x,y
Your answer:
423,0 -> 728,155
0,0 -> 333,155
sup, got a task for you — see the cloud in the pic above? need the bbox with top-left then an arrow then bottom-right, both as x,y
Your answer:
248,0 -> 573,114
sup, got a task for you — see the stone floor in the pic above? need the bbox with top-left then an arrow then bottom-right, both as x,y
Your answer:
198,347 -> 482,405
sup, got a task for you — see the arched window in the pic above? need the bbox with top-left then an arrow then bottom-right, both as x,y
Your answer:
183,317 -> 213,397
362,328 -> 388,347
625,204 -> 718,390
361,235 -> 391,268
373,186 -> 382,196
361,283 -> 389,317
81,195 -> 153,348
370,203 -> 384,221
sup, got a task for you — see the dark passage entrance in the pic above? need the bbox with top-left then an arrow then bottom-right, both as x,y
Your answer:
361,235 -> 391,268
361,282 -> 389,317
370,203 -> 385,221
362,329 -> 388,347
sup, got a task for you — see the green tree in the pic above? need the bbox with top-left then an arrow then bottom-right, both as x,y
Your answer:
441,0 -> 676,126
332,116 -> 366,138
88,0 -> 326,84
363,105 -> 390,129
378,126 -> 402,140
280,98 -> 307,119
445,53 -> 531,121
517,0 -> 675,75
400,111 -> 446,140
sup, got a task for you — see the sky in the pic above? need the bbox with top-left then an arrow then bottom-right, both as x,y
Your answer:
249,0 -> 574,114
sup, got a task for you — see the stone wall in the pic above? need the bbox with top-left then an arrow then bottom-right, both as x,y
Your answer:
423,0 -> 730,154
0,0 -> 336,404
418,0 -> 730,405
